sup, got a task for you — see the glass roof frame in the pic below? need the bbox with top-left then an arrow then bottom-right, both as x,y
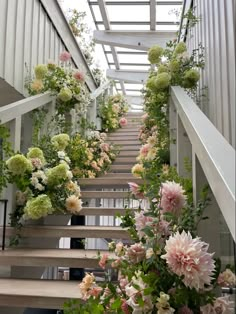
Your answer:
87,0 -> 183,96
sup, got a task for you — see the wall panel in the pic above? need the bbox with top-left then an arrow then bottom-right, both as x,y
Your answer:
186,0 -> 235,148
0,0 -> 96,99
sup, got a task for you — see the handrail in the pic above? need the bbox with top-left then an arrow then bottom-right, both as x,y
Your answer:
91,81 -> 111,100
0,92 -> 54,124
178,0 -> 193,42
170,86 -> 235,241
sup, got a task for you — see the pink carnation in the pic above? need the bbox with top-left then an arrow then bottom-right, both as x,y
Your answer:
128,182 -> 145,199
160,181 -> 187,216
73,71 -> 85,82
161,230 -> 215,291
59,51 -> 71,62
99,253 -> 109,269
119,117 -> 128,127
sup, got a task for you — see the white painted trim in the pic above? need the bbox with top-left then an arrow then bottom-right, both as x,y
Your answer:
107,69 -> 149,83
171,86 -> 235,241
0,92 -> 53,124
94,30 -> 177,51
91,81 -> 111,99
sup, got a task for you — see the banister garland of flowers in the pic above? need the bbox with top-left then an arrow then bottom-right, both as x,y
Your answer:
63,40 -> 235,314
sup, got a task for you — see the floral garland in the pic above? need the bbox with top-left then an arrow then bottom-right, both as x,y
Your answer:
63,40 -> 235,314
27,51 -> 90,116
99,94 -> 129,132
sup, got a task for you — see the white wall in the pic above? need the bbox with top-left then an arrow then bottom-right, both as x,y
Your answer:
185,0 -> 235,148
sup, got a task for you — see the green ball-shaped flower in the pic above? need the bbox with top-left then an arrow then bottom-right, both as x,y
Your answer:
174,42 -> 187,55
183,69 -> 200,88
158,64 -> 169,74
6,154 -> 33,175
155,72 -> 171,91
146,76 -> 158,91
51,133 -> 70,151
58,87 -> 72,102
47,163 -> 69,186
24,194 -> 53,220
169,60 -> 180,73
34,64 -> 48,80
27,147 -> 45,164
148,45 -> 164,64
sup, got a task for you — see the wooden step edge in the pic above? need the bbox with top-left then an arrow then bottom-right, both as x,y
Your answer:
0,249 -> 117,268
0,278 -> 81,309
1,226 -> 130,239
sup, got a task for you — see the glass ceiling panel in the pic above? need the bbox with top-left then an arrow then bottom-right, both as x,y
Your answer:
106,24 -> 151,30
91,6 -> 103,20
106,5 -> 149,22
156,5 -> 182,22
114,54 -> 149,63
125,83 -> 144,89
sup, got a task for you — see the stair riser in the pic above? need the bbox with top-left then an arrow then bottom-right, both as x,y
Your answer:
79,178 -> 142,186
82,191 -> 129,199
118,151 -> 139,156
110,165 -> 132,171
109,141 -> 140,145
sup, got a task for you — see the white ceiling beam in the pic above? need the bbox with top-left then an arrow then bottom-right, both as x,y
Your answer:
150,0 -> 156,31
97,0 -> 126,95
94,30 -> 177,51
107,69 -> 149,83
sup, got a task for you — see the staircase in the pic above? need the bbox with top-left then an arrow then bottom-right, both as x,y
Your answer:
0,112 -> 143,312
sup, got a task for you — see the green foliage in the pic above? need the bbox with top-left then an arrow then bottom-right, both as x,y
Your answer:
0,124 -> 13,195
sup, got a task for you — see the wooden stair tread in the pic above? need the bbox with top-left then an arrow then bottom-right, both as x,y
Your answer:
82,191 -> 129,198
0,248 -> 116,268
0,278 -> 81,309
2,225 -> 130,239
79,177 -> 142,186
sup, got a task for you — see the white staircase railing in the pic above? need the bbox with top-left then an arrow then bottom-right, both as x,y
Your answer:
169,86 -> 235,242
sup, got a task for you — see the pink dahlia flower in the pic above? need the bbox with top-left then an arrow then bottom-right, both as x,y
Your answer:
160,181 -> 187,216
73,71 -> 85,82
128,182 -> 145,199
161,230 -> 215,291
59,51 -> 71,62
140,144 -> 151,157
119,117 -> 128,127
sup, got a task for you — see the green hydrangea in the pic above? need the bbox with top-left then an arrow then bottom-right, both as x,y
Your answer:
47,163 -> 69,186
183,69 -> 200,88
169,60 -> 180,72
24,194 -> 53,220
27,147 -> 45,164
174,42 -> 187,55
147,73 -> 170,92
6,154 -> 33,175
148,45 -> 164,64
51,133 -> 70,151
58,87 -> 73,102
158,64 -> 169,74
34,64 -> 48,80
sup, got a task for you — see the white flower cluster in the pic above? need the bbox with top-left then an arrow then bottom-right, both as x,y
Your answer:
30,170 -> 47,191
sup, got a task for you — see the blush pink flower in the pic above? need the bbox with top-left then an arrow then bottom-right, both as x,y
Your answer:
128,182 -> 145,199
126,243 -> 146,264
134,210 -> 154,239
217,269 -> 236,287
100,142 -> 110,152
200,296 -> 234,314
160,181 -> 187,216
73,70 -> 85,82
59,51 -> 71,62
119,117 -> 128,127
121,299 -> 131,314
140,144 -> 151,157
141,113 -> 148,121
161,230 -> 215,291
88,286 -> 103,298
99,253 -> 109,269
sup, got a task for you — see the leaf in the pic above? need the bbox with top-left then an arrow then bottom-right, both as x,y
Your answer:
111,298 -> 122,310
142,226 -> 154,237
